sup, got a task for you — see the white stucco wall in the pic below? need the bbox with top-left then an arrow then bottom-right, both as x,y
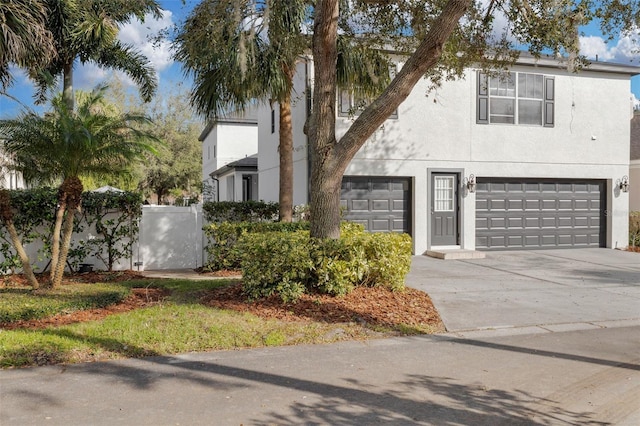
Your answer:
257,57 -> 636,253
201,120 -> 258,182
258,60 -> 309,205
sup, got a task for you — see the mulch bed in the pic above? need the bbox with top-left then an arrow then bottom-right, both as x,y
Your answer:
2,270 -> 445,333
201,282 -> 444,330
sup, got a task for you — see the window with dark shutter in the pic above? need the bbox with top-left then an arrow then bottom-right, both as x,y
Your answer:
477,70 -> 554,127
544,77 -> 555,127
477,72 -> 489,124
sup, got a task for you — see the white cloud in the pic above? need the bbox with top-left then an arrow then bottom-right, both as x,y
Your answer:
73,9 -> 175,93
580,31 -> 640,64
118,9 -> 175,72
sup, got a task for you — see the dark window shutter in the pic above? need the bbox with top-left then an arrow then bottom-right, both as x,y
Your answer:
477,71 -> 489,124
544,77 -> 555,127
271,108 -> 275,133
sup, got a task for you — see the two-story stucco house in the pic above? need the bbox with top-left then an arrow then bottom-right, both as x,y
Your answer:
199,107 -> 258,202
256,53 -> 639,255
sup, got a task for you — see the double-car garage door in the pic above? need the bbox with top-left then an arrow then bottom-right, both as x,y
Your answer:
339,175 -> 605,250
340,176 -> 411,234
476,178 -> 606,249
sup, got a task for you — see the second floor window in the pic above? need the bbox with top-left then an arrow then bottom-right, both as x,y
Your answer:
477,71 -> 555,127
338,89 -> 398,119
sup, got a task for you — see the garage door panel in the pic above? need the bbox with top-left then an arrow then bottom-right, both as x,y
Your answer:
372,219 -> 392,231
508,217 -> 524,227
505,183 -> 520,191
391,181 -> 409,191
371,181 -> 389,191
341,176 -> 411,235
488,199 -> 505,209
489,217 -> 506,228
526,199 -> 541,210
392,219 -> 408,231
558,200 -> 573,210
392,200 -> 408,211
541,199 -> 556,209
477,198 -> 489,210
508,235 -> 524,246
476,178 -> 605,249
574,199 -> 590,209
351,200 -> 369,211
372,199 -> 390,211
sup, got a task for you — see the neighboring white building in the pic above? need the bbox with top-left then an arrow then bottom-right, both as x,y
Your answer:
257,53 -> 639,254
0,140 -> 26,189
199,108 -> 258,201
210,155 -> 259,202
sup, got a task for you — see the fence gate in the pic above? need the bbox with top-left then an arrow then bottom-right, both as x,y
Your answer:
136,205 -> 204,271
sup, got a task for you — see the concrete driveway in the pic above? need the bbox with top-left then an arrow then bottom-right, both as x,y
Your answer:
408,248 -> 640,336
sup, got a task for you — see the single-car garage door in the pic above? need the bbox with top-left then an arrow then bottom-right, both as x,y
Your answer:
476,178 -> 605,249
340,176 -> 411,234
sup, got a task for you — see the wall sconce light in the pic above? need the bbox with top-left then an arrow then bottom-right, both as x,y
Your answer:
618,175 -> 630,193
465,174 -> 477,193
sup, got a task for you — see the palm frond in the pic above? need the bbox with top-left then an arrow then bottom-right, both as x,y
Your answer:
0,87 -> 159,187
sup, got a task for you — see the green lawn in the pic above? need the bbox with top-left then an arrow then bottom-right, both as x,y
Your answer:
0,279 -> 385,368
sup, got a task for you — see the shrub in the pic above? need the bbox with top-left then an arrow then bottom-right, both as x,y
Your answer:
630,212 -> 640,247
203,221 -> 310,271
202,200 -> 279,223
238,222 -> 413,302
360,232 -> 413,291
239,231 -> 312,302
310,237 -> 366,296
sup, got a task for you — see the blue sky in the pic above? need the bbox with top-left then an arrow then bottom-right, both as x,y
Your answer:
2,0 -> 640,118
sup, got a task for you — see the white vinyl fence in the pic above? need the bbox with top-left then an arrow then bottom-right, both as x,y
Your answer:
1,204 -> 207,273
135,205 -> 205,271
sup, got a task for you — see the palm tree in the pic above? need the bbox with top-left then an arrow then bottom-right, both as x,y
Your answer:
175,0 -> 305,222
0,86 -> 158,288
0,190 -> 39,289
0,0 -> 55,90
30,0 -> 161,111
174,0 -> 390,222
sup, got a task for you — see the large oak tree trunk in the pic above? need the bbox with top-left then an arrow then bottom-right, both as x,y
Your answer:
309,0 -> 470,239
279,91 -> 294,222
309,0 -> 340,238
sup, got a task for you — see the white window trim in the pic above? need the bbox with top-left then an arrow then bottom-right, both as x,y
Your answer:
477,71 -> 555,127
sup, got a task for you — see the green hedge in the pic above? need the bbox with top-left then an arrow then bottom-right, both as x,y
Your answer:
203,221 -> 310,271
239,224 -> 412,302
202,200 -> 279,223
0,188 -> 142,273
